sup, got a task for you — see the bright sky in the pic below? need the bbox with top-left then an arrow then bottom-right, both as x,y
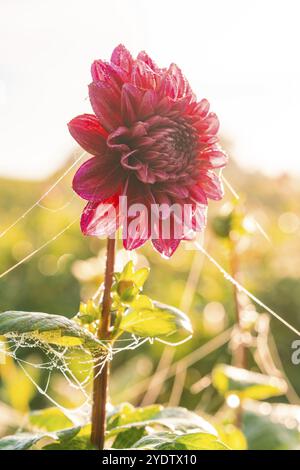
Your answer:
1,0 -> 299,180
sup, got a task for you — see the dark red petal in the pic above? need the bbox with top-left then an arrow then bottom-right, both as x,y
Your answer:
72,157 -> 122,202
189,185 -> 208,204
68,114 -> 108,156
81,194 -> 120,237
199,171 -> 224,201
151,238 -> 180,258
163,184 -> 189,199
107,127 -> 131,152
121,83 -> 144,125
135,163 -> 157,184
89,82 -> 122,132
111,44 -> 133,75
123,210 -> 150,250
138,89 -> 157,119
151,201 -> 188,258
122,180 -> 153,250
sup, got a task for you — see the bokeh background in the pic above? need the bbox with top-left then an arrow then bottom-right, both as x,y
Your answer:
1,0 -> 300,450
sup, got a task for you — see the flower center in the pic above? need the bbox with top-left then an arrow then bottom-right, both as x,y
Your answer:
140,117 -> 199,183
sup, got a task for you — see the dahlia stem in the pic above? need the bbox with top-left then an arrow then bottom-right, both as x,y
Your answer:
91,236 -> 116,450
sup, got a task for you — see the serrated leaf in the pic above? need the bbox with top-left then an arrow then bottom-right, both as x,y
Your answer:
212,364 -> 287,400
120,301 -> 192,344
0,311 -> 105,351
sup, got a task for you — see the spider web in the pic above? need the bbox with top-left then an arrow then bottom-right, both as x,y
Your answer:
0,332 -> 149,425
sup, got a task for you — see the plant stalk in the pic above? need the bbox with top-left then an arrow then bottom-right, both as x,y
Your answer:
91,237 -> 115,450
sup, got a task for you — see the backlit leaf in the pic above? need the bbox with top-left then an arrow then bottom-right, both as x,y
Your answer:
0,311 -> 105,351
120,301 -> 192,344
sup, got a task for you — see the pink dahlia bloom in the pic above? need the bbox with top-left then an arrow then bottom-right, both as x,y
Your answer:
68,45 -> 227,257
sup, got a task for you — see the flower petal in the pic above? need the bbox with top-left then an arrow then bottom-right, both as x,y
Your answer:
131,60 -> 157,90
192,204 -> 207,231
111,44 -> 133,75
158,63 -> 194,102
121,83 -> 144,125
138,89 -> 157,119
199,148 -> 228,169
72,157 -> 122,202
81,194 -> 120,237
91,60 -> 124,92
189,185 -> 208,204
199,171 -> 224,201
107,127 -> 131,152
122,180 -> 153,250
167,63 -> 193,99
137,51 -> 160,72
194,99 -> 210,118
203,112 -> 220,135
151,238 -> 180,258
68,114 -> 107,156
123,209 -> 150,251
151,201 -> 189,258
89,82 -> 122,132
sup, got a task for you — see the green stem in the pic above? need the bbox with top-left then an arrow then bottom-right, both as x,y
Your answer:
91,237 -> 115,450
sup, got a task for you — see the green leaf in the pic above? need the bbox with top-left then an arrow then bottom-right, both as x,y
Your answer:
29,407 -> 74,432
120,261 -> 135,280
44,426 -> 94,450
132,267 -> 150,288
216,423 -> 248,450
107,403 -> 162,431
120,301 -> 192,344
0,426 -> 80,450
107,405 -> 217,438
0,311 -> 105,350
112,428 -> 146,449
212,364 -> 287,400
132,432 -> 228,450
0,433 -> 52,451
107,405 -> 227,450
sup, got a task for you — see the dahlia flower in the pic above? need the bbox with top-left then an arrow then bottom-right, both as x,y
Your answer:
68,45 -> 227,257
